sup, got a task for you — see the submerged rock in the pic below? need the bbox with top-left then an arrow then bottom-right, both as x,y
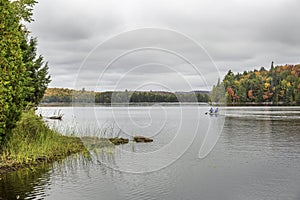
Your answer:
133,136 -> 153,143
109,137 -> 129,145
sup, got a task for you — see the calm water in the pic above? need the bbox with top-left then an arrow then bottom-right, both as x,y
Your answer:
1,106 -> 300,200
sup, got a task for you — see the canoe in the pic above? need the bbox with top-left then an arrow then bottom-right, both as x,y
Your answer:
48,115 -> 63,120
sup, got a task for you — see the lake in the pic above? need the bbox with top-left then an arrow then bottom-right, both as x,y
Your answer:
1,106 -> 300,200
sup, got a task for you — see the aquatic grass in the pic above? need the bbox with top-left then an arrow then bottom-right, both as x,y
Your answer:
59,121 -> 119,138
45,114 -> 118,138
0,111 -> 87,173
40,117 -> 120,168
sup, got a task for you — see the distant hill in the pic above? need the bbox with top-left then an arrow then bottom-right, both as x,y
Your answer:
211,63 -> 300,105
42,88 -> 210,104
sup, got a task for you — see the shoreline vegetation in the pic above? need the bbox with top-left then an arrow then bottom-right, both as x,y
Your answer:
0,111 -> 86,175
0,111 -> 154,175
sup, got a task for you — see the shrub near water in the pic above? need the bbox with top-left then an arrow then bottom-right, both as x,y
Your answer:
0,111 -> 85,169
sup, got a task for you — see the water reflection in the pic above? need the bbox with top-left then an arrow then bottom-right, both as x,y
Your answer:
0,153 -> 92,200
0,164 -> 52,200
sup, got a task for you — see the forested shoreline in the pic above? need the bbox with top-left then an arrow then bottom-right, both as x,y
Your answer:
211,63 -> 300,105
42,88 -> 210,104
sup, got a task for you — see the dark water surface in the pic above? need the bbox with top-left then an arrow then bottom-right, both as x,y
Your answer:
1,106 -> 300,200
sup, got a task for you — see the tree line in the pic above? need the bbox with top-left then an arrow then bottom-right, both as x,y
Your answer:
0,0 -> 50,144
211,63 -> 300,105
42,88 -> 210,104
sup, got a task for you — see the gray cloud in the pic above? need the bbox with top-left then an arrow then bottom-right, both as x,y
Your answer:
28,0 -> 300,91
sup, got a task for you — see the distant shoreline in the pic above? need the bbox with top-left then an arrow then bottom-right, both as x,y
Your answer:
38,102 -> 299,107
39,102 -> 210,107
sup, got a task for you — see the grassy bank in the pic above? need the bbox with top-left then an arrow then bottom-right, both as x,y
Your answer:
0,111 -> 86,175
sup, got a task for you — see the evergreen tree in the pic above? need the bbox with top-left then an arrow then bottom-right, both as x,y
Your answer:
22,37 -> 51,106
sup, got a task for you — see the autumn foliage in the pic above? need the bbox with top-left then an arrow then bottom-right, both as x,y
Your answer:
212,64 -> 300,105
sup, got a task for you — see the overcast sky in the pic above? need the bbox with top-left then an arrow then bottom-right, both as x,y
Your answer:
28,0 -> 300,91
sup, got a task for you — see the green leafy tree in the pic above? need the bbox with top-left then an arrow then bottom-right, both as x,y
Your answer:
0,0 -> 37,143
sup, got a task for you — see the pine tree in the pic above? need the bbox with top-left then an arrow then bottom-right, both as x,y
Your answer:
22,37 -> 51,106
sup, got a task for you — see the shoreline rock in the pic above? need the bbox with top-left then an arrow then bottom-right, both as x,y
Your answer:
133,136 -> 153,143
108,137 -> 129,145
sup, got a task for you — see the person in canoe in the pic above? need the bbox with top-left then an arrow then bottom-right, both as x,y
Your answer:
215,107 -> 219,113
